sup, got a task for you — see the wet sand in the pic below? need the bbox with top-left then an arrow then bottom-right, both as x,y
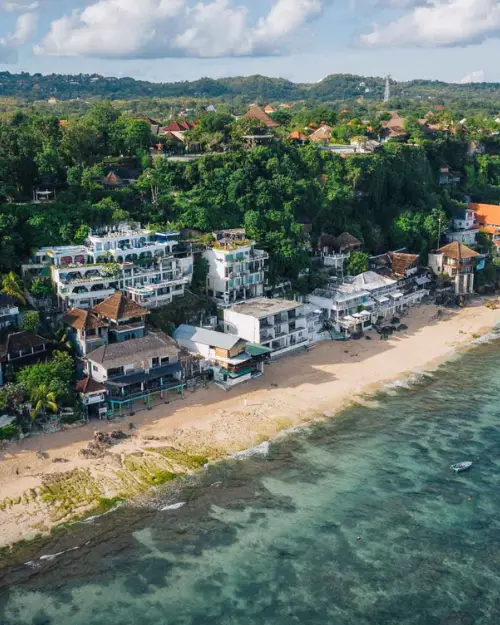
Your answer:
0,300 -> 498,547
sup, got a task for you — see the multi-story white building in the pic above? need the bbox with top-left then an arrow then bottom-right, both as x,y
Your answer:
223,298 -> 308,358
204,229 -> 268,305
309,270 -> 428,336
24,224 -> 193,310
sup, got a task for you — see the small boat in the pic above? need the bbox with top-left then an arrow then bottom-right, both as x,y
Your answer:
450,461 -> 473,473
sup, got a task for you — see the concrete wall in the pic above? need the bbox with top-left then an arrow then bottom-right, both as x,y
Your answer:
223,309 -> 260,343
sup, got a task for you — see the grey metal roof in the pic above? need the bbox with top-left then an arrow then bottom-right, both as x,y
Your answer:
227,297 -> 301,318
174,325 -> 243,350
350,271 -> 397,290
87,332 -> 179,369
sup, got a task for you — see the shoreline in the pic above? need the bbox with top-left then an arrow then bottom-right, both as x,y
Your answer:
0,299 -> 499,549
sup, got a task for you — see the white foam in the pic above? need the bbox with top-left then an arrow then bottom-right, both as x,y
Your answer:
25,545 -> 81,567
471,329 -> 500,345
160,502 -> 186,511
78,503 -> 123,525
231,441 -> 271,460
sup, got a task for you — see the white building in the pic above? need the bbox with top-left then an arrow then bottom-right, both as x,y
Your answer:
173,325 -> 269,388
0,295 -> 19,330
309,270 -> 427,336
446,208 -> 479,245
204,229 -> 268,305
428,242 -> 480,295
223,298 -> 308,358
24,224 -> 193,310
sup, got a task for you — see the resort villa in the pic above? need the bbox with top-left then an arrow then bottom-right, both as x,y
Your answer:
63,291 -> 149,356
83,331 -> 184,417
428,241 -> 480,295
204,229 -> 269,306
173,325 -> 270,388
24,223 -> 193,310
223,298 -> 309,358
309,266 -> 428,336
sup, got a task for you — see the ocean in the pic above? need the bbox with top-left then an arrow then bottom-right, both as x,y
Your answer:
2,339 -> 500,625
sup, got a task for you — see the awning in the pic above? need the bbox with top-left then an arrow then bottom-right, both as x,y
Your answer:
228,367 -> 253,378
375,296 -> 390,303
391,292 -> 404,299
246,343 -> 272,357
415,276 -> 430,285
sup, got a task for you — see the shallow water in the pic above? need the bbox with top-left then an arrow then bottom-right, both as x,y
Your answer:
2,340 -> 500,624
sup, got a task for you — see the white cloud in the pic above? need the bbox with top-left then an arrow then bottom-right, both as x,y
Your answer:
457,69 -> 485,83
361,0 -> 500,47
2,1 -> 39,10
9,10 -> 38,43
34,0 -> 326,58
0,10 -> 38,61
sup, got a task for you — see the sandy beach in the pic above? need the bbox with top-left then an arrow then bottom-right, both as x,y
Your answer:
0,299 -> 499,549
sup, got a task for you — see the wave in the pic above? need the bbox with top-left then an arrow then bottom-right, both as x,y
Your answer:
24,543 -> 88,568
76,502 -> 123,525
231,441 -> 271,460
160,502 -> 186,511
382,372 -> 434,395
471,328 -> 500,345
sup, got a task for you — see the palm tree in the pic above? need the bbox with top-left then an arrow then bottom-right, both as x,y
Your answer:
2,272 -> 26,306
30,384 -> 58,420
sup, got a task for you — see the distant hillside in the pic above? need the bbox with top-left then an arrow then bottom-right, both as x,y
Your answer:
3,71 -> 500,103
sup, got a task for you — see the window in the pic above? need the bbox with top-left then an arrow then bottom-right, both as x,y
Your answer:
161,356 -> 170,365
152,357 -> 160,368
93,364 -> 99,372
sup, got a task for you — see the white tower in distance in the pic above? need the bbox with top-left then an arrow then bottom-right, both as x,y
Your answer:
384,75 -> 391,103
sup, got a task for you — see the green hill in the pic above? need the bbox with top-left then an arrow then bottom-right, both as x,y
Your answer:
2,71 -> 500,103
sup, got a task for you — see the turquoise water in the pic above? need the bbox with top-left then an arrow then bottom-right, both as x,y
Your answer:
2,340 -> 500,624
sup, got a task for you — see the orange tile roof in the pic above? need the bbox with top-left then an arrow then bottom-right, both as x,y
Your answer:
438,241 -> 479,260
244,105 -> 279,128
92,291 -> 148,323
481,225 -> 499,235
470,203 -> 500,227
289,130 -> 309,140
63,308 -> 107,331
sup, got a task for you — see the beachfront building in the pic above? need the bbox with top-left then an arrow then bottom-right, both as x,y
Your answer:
428,242 -> 480,295
63,292 -> 149,356
173,325 -> 270,388
63,308 -> 109,356
83,332 -> 185,416
309,269 -> 428,337
223,298 -> 309,358
24,224 -> 193,310
204,229 -> 269,306
309,282 -> 373,336
0,294 -> 19,330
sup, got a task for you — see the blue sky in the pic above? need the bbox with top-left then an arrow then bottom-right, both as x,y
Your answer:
0,0 -> 498,84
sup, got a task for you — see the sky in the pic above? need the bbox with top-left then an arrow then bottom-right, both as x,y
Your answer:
0,0 -> 498,84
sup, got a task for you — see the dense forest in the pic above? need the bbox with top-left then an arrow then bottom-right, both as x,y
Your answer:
4,71 -> 500,105
3,101 -> 500,286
